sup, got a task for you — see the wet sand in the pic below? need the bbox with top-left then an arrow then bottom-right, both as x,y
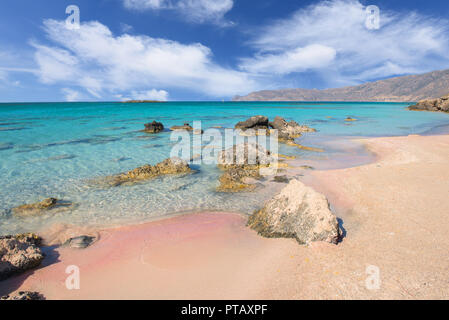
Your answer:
2,134 -> 449,299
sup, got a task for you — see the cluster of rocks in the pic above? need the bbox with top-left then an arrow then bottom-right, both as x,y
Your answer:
247,179 -> 342,245
408,94 -> 449,113
11,198 -> 75,218
0,233 -> 45,281
1,291 -> 45,300
142,121 -> 203,134
270,116 -> 316,142
216,142 -> 275,192
102,157 -> 193,187
235,116 -> 316,142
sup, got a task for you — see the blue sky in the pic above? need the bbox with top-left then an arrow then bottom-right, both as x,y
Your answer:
1,0 -> 449,102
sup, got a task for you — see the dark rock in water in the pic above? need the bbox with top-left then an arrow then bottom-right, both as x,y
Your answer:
12,198 -> 75,218
269,116 -> 316,141
103,157 -> 193,187
143,121 -> 164,133
0,235 -> 45,281
234,116 -> 316,142
1,291 -> 45,300
235,116 -> 269,131
247,179 -> 342,245
64,236 -> 96,249
273,175 -> 290,183
408,94 -> 449,113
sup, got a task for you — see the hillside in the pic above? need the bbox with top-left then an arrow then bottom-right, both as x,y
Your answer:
233,69 -> 449,102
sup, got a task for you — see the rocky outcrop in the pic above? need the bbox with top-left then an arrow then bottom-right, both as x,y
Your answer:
1,291 -> 45,300
408,94 -> 449,113
3,233 -> 42,247
269,116 -> 316,141
12,198 -> 75,218
104,157 -> 193,187
216,143 -> 274,192
0,235 -> 45,281
218,142 -> 274,169
247,179 -> 342,245
143,121 -> 164,133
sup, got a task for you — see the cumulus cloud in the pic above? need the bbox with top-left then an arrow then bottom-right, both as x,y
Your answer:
123,0 -> 234,25
241,0 -> 449,86
32,19 -> 256,100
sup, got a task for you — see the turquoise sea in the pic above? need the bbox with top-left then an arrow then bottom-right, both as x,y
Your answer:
1,101 -> 449,235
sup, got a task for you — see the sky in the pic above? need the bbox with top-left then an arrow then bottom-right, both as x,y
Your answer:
1,0 -> 449,102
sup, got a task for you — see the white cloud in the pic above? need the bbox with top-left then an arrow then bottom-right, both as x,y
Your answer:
240,44 -> 336,75
241,0 -> 449,86
127,89 -> 169,101
32,19 -> 257,100
123,0 -> 234,25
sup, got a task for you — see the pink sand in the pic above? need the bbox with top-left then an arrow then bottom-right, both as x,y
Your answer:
0,212 -> 295,299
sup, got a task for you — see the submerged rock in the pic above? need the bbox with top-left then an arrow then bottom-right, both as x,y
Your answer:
216,143 -> 274,192
273,175 -> 290,183
104,157 -> 193,187
12,198 -> 75,218
143,121 -> 164,133
0,235 -> 45,281
64,235 -> 96,249
247,179 -> 342,245
1,291 -> 45,300
217,166 -> 261,192
408,94 -> 449,113
170,123 -> 203,134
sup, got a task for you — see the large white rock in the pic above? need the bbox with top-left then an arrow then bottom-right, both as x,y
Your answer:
248,179 -> 342,245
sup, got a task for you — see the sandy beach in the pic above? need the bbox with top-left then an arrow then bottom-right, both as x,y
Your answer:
2,134 -> 449,300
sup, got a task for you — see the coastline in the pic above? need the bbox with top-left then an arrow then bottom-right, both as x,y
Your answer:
2,133 -> 449,299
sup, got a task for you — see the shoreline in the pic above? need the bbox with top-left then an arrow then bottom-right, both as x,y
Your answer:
2,133 -> 449,299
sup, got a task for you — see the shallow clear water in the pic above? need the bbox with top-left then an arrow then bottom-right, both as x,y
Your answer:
1,101 -> 449,235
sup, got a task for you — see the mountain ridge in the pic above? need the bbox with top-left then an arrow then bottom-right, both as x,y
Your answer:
233,69 -> 449,102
